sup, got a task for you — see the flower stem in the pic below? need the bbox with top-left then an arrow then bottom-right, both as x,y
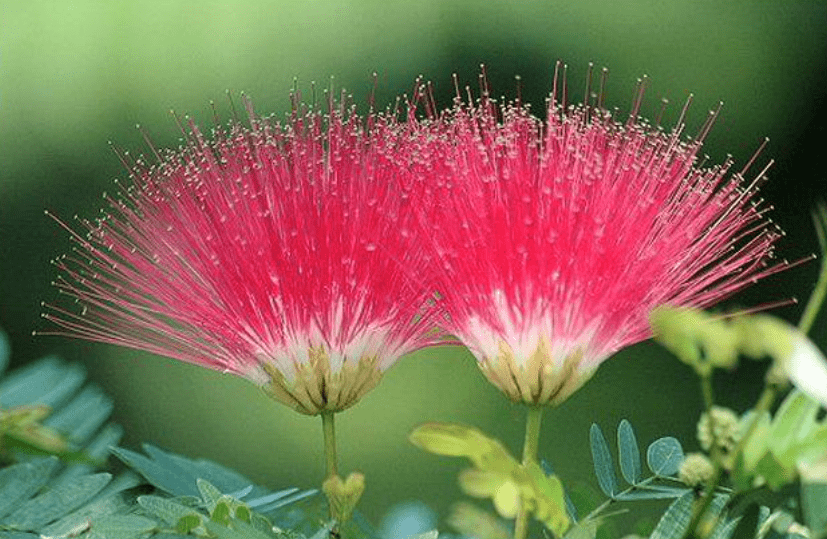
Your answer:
515,405 -> 543,539
321,410 -> 338,479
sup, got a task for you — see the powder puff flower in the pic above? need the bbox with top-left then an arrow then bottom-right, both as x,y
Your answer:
414,68 -> 789,406
43,96 -> 441,415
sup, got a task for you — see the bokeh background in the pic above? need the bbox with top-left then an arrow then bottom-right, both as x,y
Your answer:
2,0 -> 827,532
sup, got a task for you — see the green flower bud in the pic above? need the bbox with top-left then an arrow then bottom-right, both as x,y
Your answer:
697,406 -> 741,454
679,453 -> 715,487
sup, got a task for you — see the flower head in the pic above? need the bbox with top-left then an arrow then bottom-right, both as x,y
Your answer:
44,96 -> 441,415
413,68 -> 788,406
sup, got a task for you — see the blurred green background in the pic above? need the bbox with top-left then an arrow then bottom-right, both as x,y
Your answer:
2,0 -> 826,530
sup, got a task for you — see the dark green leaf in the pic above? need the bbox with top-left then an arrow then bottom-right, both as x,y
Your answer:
4,472 -> 111,530
0,330 -> 10,376
589,424 -> 618,498
730,503 -> 760,539
617,420 -> 641,485
650,492 -> 694,539
647,437 -> 684,476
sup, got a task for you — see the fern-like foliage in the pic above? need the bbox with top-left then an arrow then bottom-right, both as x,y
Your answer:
0,331 -> 375,539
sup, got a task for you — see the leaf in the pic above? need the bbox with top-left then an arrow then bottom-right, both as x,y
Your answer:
730,504 -> 761,539
589,424 -> 617,497
110,446 -> 192,495
0,457 -> 60,519
650,492 -> 694,539
4,472 -> 111,530
39,489 -> 129,539
617,420 -> 642,485
541,460 -> 578,523
44,385 -> 113,444
0,357 -> 76,408
86,515 -> 158,539
647,437 -> 684,476
136,495 -> 201,526
198,478 -> 225,512
801,481 -> 827,536
0,330 -> 10,376
406,531 -> 439,539
176,513 -> 204,534
614,486 -> 691,501
250,489 -> 318,513
213,501 -> 233,526
409,422 -> 517,473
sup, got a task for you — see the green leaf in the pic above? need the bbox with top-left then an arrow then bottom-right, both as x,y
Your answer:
250,489 -> 317,513
110,446 -> 195,496
614,486 -> 691,501
650,492 -> 694,539
406,531 -> 438,539
39,489 -> 129,539
708,516 -> 740,539
308,522 -> 336,539
4,472 -> 111,531
86,515 -> 158,539
801,482 -> 827,537
563,521 -> 598,539
45,385 -> 113,444
176,513 -> 204,534
617,420 -> 642,485
0,358 -> 75,408
589,424 -> 617,497
647,437 -> 684,476
770,391 -> 820,454
409,422 -> 517,473
213,501 -> 233,526
0,330 -> 10,376
730,504 -> 761,539
137,495 -> 201,526
0,457 -> 60,519
197,478 -> 224,512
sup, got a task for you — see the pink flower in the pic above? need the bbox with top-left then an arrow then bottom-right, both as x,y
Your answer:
44,97 -> 442,415
412,69 -> 789,406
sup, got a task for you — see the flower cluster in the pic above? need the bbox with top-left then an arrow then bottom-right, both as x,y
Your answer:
407,77 -> 787,405
45,98 -> 441,415
44,70 -> 786,412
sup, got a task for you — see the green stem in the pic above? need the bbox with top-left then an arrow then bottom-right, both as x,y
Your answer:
799,204 -> 827,336
514,406 -> 543,539
321,411 -> 338,479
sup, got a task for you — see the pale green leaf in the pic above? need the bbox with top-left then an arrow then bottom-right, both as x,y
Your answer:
647,437 -> 684,476
617,420 -> 641,485
650,492 -> 694,539
137,495 -> 200,526
589,424 -> 617,497
0,457 -> 60,519
198,478 -> 225,512
4,473 -> 111,530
